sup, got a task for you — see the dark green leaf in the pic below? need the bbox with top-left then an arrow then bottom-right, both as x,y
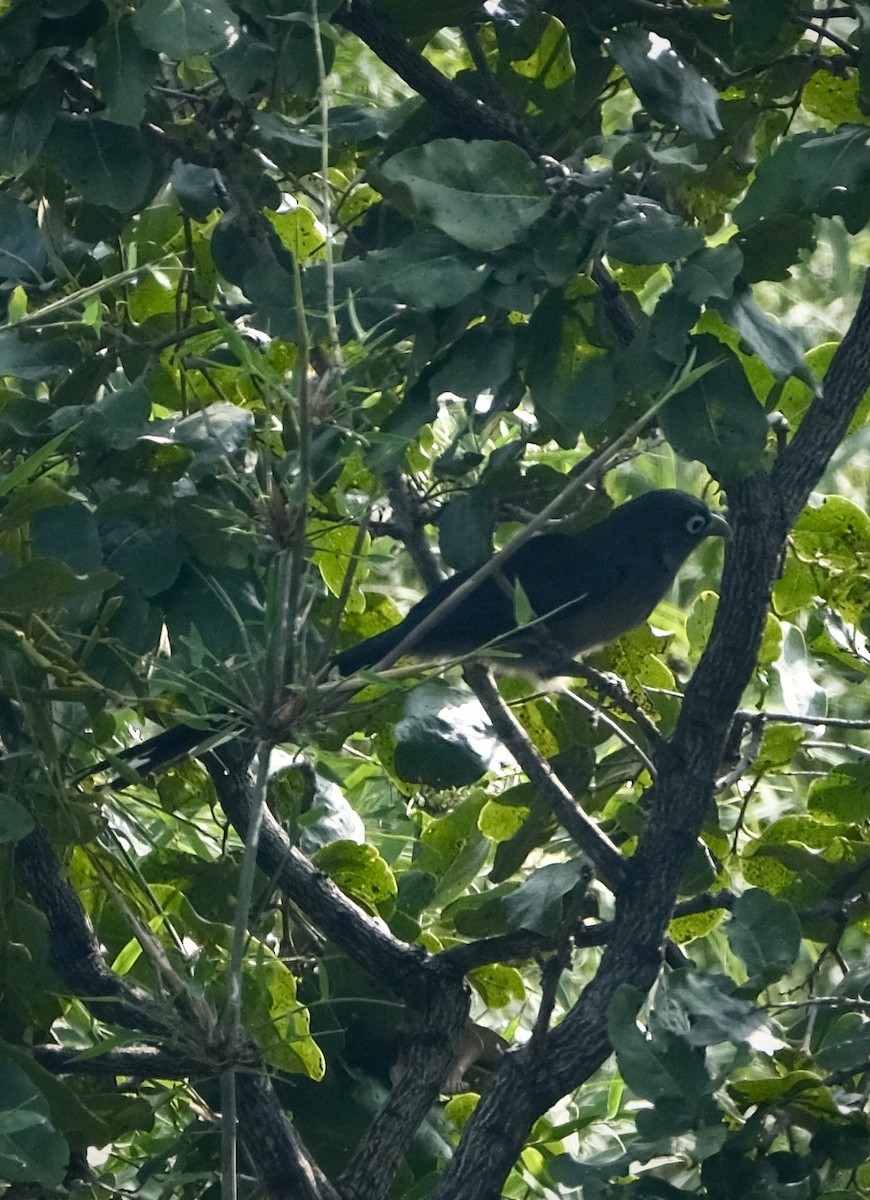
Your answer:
726,889 -> 801,986
607,27 -> 722,141
31,504 -> 103,574
350,231 -> 493,310
607,197 -> 703,265
169,162 -> 225,222
653,970 -> 770,1048
394,681 -> 499,788
500,858 -> 589,935
0,79 -> 59,175
816,1013 -> 870,1071
608,985 -> 713,1102
45,115 -> 157,213
133,0 -> 238,57
101,520 -> 183,598
660,336 -> 768,481
94,14 -> 160,126
143,402 -> 255,473
734,215 -> 816,284
0,795 -> 34,843
710,283 -> 811,383
0,194 -> 46,285
380,139 -> 550,253
0,330 -> 79,381
0,1056 -> 68,1186
735,126 -> 870,235
0,559 -> 116,613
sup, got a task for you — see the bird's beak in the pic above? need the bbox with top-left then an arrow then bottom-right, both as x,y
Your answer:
707,510 -> 731,540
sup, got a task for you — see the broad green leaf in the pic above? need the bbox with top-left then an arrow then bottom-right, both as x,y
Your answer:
345,231 -> 493,310
0,1057 -> 68,1187
0,79 -> 58,175
0,194 -> 46,285
726,889 -> 801,986
735,126 -> 870,235
380,139 -> 550,253
45,115 -> 156,213
313,840 -> 397,915
809,764 -> 870,824
0,795 -> 34,843
133,0 -> 238,57
468,962 -> 525,1008
803,69 -> 868,128
607,197 -> 703,264
731,0 -> 799,49
31,504 -> 103,574
478,798 -> 531,844
660,336 -> 768,481
0,329 -> 79,381
94,14 -> 159,126
242,945 -> 325,1079
608,985 -> 713,1102
100,519 -> 183,598
652,970 -> 771,1049
711,283 -> 811,384
816,1013 -> 870,1071
500,858 -> 589,935
394,681 -> 500,789
0,560 -> 117,613
607,27 -> 722,141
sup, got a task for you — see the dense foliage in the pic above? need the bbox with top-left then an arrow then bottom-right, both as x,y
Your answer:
2,1 -> 870,1197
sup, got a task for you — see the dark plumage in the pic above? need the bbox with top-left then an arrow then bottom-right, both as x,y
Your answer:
333,489 -> 729,677
77,489 -> 727,786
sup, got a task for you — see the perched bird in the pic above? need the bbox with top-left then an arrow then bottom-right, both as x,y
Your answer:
334,489 -> 729,678
77,489 -> 727,785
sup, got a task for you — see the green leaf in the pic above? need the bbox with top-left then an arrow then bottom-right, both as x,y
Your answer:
0,194 -> 46,286
0,329 -> 79,381
296,774 -> 365,856
710,283 -> 812,384
653,970 -> 770,1048
0,795 -> 34,843
0,428 -> 77,500
94,14 -> 159,126
468,962 -> 525,1009
0,560 -> 117,613
607,27 -> 722,141
607,197 -> 703,265
660,336 -> 768,481
380,139 -> 550,253
242,945 -> 325,1078
394,681 -> 500,789
608,984 -> 714,1102
525,287 -> 624,443
735,125 -> 870,235
0,1056 -> 68,1187
45,115 -> 156,213
731,0 -> 798,49
816,1013 -> 870,1071
500,858 -> 589,935
313,840 -> 397,915
144,402 -> 255,473
0,78 -> 58,175
809,764 -> 870,824
726,889 -> 801,986
350,230 -> 493,310
133,0 -> 238,58
31,504 -> 103,574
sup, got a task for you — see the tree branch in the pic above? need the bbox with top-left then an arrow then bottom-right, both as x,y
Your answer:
434,272 -> 870,1200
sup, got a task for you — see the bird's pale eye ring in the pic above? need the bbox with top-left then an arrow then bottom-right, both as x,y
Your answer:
685,513 -> 709,535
